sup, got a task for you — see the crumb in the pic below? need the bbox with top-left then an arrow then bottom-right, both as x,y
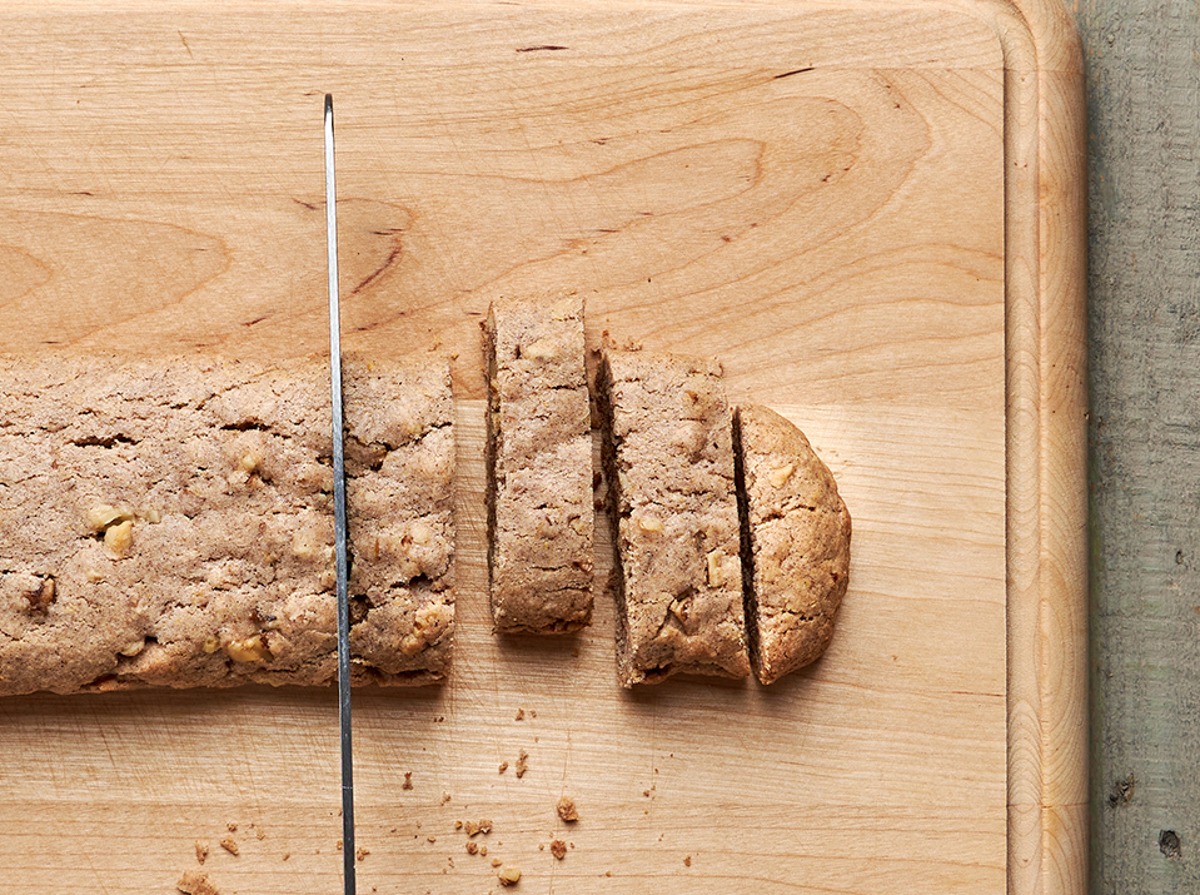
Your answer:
531,710 -> 537,719
605,871 -> 612,877
498,865 -> 521,886
336,840 -> 342,851
498,761 -> 509,774
427,835 -> 437,844
403,772 -> 414,791
466,841 -> 479,856
282,853 -> 291,862
454,820 -> 463,830
356,847 -> 370,862
642,790 -> 651,797
492,858 -> 503,868
480,845 -> 488,857
177,869 -> 218,895
195,840 -> 209,865
684,855 -> 692,867
572,647 -> 580,657
538,843 -> 544,851
226,822 -> 238,833
219,838 -> 239,856
515,707 -> 525,721
551,839 -> 567,860
255,828 -> 266,841
516,750 -> 529,778
465,819 -> 493,837
556,796 -> 579,822
441,791 -> 452,804
448,857 -> 455,868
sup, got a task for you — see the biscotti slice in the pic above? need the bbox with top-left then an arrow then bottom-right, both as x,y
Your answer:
0,352 -> 453,696
734,404 -> 851,684
344,354 -> 455,682
597,349 -> 750,686
485,293 -> 592,633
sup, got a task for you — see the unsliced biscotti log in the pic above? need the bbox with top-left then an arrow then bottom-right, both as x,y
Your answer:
484,293 -> 593,633
0,352 -> 454,696
597,349 -> 750,686
734,404 -> 850,684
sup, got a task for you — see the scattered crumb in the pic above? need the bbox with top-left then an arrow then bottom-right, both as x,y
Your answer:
455,820 -> 463,830
516,750 -> 529,778
605,871 -> 612,877
435,715 -> 445,722
403,772 -> 414,791
466,841 -> 479,856
498,761 -> 509,774
177,869 -> 218,895
556,796 -> 579,822
480,845 -> 489,857
356,847 -> 370,862
515,707 -> 525,721
531,710 -> 537,719
492,858 -> 503,868
226,822 -> 238,833
427,835 -> 437,844
195,840 -> 209,865
282,853 -> 291,862
642,790 -> 651,797
441,791 -> 452,805
551,839 -> 567,860
448,857 -> 456,868
336,840 -> 342,851
498,865 -> 521,886
219,838 -> 238,856
255,827 -> 265,841
465,819 -> 493,837
538,843 -> 544,851
684,855 -> 692,867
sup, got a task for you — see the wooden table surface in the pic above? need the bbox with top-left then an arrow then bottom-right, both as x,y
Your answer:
1078,1 -> 1200,892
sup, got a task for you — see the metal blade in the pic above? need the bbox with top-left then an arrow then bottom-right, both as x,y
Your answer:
324,92 -> 356,895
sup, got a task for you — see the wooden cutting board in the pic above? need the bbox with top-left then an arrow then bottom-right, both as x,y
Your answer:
0,2 -> 1086,894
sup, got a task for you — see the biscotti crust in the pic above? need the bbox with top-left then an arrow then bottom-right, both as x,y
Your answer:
598,349 -> 750,686
0,351 -> 453,696
735,404 -> 851,684
485,293 -> 593,634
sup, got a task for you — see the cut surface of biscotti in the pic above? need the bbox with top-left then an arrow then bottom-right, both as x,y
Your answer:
0,352 -> 454,696
485,293 -> 592,633
597,349 -> 750,686
734,404 -> 850,684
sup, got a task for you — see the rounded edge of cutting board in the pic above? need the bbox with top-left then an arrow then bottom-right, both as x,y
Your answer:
976,1 -> 1088,894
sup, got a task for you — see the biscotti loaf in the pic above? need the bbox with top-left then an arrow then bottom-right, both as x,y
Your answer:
597,349 -> 750,686
485,293 -> 593,633
734,404 -> 850,684
0,352 -> 454,696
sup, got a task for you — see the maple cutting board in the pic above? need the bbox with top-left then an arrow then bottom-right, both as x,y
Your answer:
0,1 -> 1085,894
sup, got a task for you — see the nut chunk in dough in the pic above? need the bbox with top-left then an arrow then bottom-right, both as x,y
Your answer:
734,405 -> 851,684
597,349 -> 749,686
485,293 -> 593,633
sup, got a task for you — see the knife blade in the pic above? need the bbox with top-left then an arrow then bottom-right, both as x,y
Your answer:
324,92 -> 356,895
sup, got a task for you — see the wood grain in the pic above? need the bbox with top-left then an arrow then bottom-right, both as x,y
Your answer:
0,1 -> 1085,893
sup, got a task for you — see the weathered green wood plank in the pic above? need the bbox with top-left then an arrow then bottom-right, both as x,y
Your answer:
1080,0 -> 1200,890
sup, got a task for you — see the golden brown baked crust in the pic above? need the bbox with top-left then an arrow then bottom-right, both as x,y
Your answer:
0,351 -> 453,695
485,293 -> 593,633
598,349 -> 750,686
735,404 -> 850,684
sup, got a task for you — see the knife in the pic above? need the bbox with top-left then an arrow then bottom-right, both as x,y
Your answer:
324,93 -> 356,895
